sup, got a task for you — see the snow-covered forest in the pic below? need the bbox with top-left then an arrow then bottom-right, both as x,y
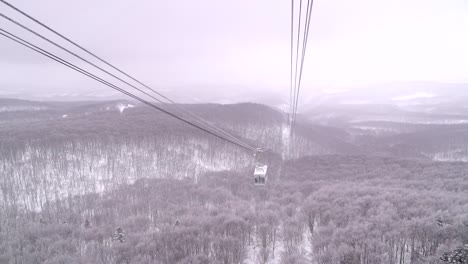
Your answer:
1,155 -> 467,264
1,99 -> 468,263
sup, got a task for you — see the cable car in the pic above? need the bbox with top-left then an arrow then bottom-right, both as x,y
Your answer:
253,164 -> 268,185
253,148 -> 268,185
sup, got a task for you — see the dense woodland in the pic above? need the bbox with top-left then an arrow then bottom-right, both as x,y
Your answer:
0,102 -> 345,211
1,99 -> 468,263
1,155 -> 467,263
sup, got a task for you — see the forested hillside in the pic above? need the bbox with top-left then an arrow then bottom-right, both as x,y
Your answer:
0,100 -> 357,210
1,155 -> 467,263
1,99 -> 468,263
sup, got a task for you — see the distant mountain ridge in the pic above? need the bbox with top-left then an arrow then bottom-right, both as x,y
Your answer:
1,97 -> 467,161
4,82 -> 467,108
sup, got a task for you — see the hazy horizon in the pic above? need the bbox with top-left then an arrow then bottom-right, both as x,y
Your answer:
1,0 -> 468,104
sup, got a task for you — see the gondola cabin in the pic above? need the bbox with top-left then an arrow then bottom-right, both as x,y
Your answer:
253,165 -> 268,186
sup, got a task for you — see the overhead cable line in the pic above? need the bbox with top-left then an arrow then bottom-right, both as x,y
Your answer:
289,0 -> 295,126
0,28 -> 255,152
0,28 -> 256,152
0,0 -> 253,151
0,10 -> 256,151
289,0 -> 314,130
293,0 -> 314,127
0,8 -> 257,152
292,0 -> 303,129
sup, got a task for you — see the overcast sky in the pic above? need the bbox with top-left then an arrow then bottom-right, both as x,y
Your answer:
0,0 -> 467,102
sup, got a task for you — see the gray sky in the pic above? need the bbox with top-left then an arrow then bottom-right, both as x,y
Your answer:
0,0 -> 467,102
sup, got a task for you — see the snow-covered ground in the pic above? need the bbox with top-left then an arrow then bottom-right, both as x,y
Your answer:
116,103 -> 134,113
430,150 -> 468,162
0,105 -> 48,112
0,137 -> 251,212
281,123 -> 291,159
350,117 -> 468,125
352,126 -> 400,136
103,103 -> 135,113
244,229 -> 313,264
